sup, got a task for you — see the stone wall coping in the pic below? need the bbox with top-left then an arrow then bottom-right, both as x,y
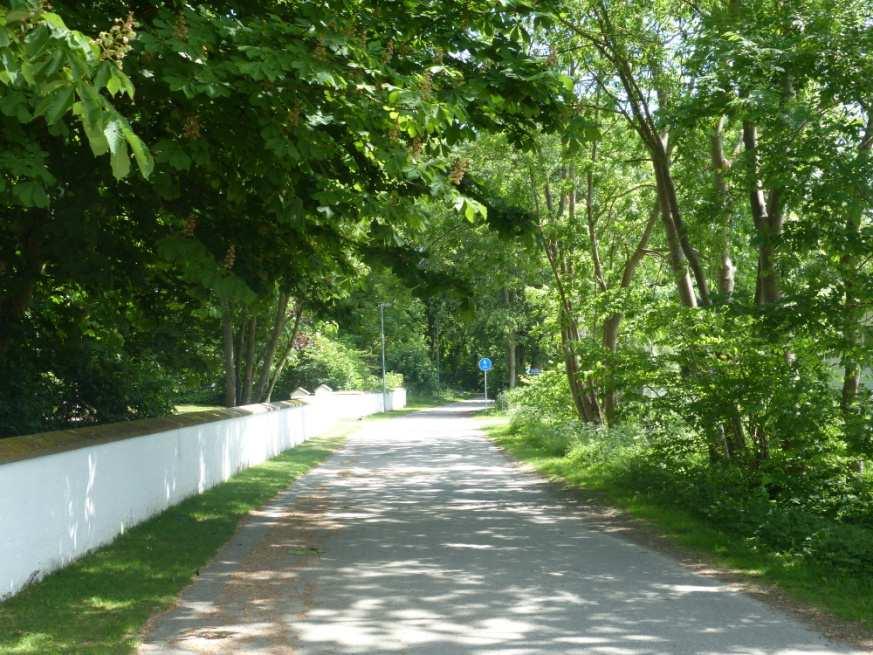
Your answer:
0,400 -> 304,466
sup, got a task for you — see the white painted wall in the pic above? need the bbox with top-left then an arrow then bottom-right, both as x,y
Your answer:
0,388 -> 406,599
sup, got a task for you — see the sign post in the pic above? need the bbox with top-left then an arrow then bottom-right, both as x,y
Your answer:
477,357 -> 493,401
379,302 -> 391,411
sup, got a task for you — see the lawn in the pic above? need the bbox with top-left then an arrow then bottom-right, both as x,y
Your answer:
0,427 -> 351,654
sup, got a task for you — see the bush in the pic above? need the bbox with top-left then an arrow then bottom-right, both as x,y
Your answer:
504,368 -> 873,579
504,368 -> 577,428
278,329 -> 379,393
384,371 -> 404,389
386,338 -> 438,393
0,338 -> 176,437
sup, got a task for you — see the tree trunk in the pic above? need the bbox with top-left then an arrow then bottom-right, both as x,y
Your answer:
601,201 -> 659,422
254,290 -> 290,401
532,166 -> 602,424
660,153 -> 712,306
589,9 -> 709,307
233,322 -> 244,401
507,335 -> 517,389
560,321 -> 592,422
840,113 -> 872,427
743,124 -> 783,306
221,300 -> 237,407
652,156 -> 698,308
265,302 -> 303,403
242,317 -> 257,403
710,117 -> 748,457
544,235 -> 597,424
503,288 -> 517,389
711,116 -> 736,297
584,140 -> 608,294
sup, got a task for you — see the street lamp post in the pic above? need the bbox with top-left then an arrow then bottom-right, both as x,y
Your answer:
379,302 -> 391,411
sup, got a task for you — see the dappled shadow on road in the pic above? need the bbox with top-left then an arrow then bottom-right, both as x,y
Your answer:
140,403 -> 856,655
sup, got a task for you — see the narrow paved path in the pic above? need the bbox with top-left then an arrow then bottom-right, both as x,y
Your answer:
140,402 -> 859,655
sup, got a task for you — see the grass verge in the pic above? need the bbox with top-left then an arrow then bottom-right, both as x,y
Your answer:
482,416 -> 873,639
0,424 -> 354,655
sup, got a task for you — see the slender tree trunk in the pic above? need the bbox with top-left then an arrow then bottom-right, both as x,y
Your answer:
571,319 -> 604,424
504,289 -> 517,389
584,140 -> 608,294
590,8 -> 709,306
710,117 -> 748,456
652,156 -> 698,308
743,124 -> 784,306
233,322 -> 244,401
841,113 -> 872,428
659,150 -> 711,306
543,235 -> 594,423
508,336 -> 517,389
532,166 -> 601,424
744,122 -> 776,304
711,116 -> 736,297
242,317 -> 257,403
602,201 -> 659,422
560,320 -> 593,422
560,2 -> 711,308
434,313 -> 440,389
580,135 -> 614,420
254,290 -> 290,401
221,300 -> 237,407
265,302 -> 303,402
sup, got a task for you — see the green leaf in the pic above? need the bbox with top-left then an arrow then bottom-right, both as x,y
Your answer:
104,118 -> 131,179
40,12 -> 69,35
93,62 -> 111,90
13,180 -> 49,208
37,47 -> 65,79
125,129 -> 154,178
110,141 -> 131,179
103,117 -> 123,154
23,25 -> 51,61
5,9 -> 32,24
35,86 -> 74,124
106,67 -> 135,98
156,140 -> 191,172
77,116 -> 109,155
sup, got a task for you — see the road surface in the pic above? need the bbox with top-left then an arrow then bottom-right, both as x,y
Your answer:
139,402 -> 860,655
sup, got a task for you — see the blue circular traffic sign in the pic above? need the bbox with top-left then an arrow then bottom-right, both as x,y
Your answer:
478,357 -> 493,372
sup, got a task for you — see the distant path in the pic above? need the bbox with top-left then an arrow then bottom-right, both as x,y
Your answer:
139,401 -> 859,654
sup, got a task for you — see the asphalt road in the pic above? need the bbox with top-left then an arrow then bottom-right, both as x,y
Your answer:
139,402 -> 861,655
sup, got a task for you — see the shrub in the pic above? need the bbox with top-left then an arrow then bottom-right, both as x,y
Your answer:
504,366 -> 873,579
278,330 -> 378,393
0,339 -> 176,437
504,368 -> 577,429
384,371 -> 404,389
386,338 -> 438,393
